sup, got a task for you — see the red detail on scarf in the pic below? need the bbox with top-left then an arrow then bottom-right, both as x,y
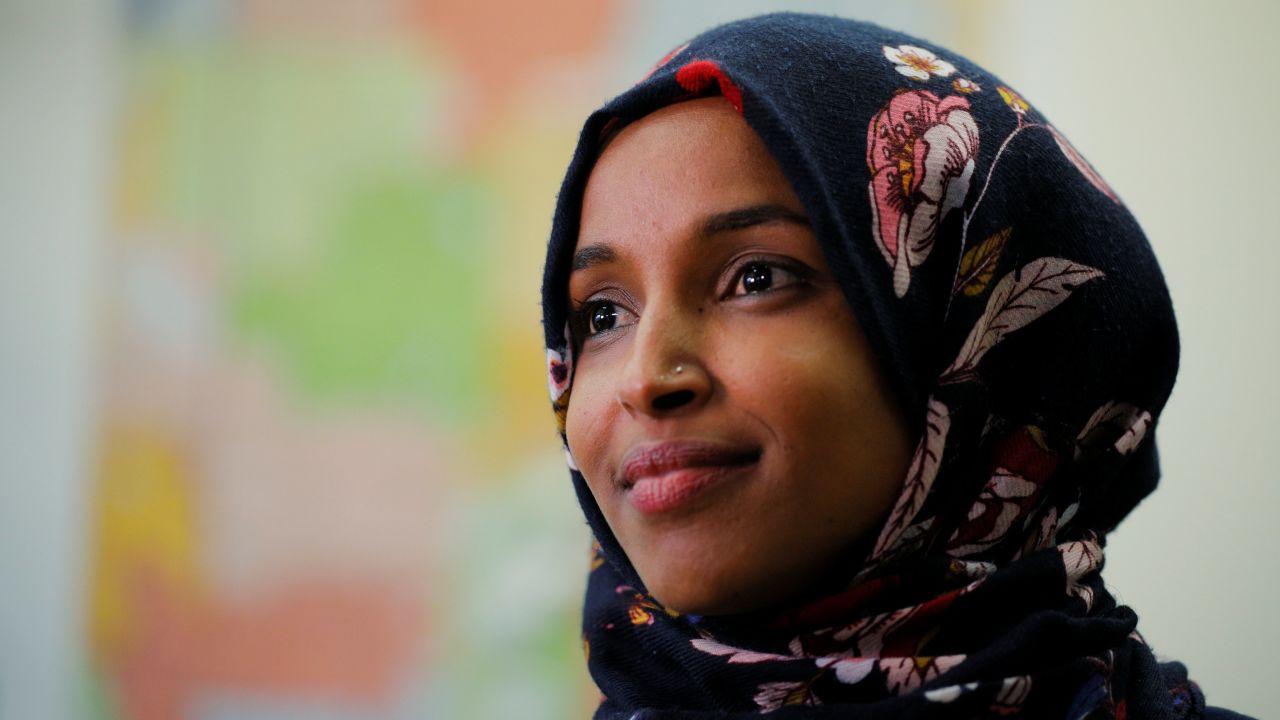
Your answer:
675,60 -> 743,113
879,585 -> 967,656
640,42 -> 688,82
990,427 -> 1059,484
762,574 -> 902,633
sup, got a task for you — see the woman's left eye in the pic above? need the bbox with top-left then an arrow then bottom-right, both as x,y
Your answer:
729,260 -> 804,297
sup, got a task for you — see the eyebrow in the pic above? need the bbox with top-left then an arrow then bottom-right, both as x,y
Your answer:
571,244 -> 618,272
701,203 -> 810,235
570,203 -> 810,273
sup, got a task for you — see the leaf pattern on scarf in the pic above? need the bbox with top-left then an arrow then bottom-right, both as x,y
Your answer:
691,638 -> 796,664
898,516 -> 935,548
925,674 -> 1032,710
793,578 -> 982,667
1059,535 -> 1103,611
1075,400 -> 1153,460
881,655 -> 967,694
1060,536 -> 1102,577
996,674 -> 1034,706
817,656 -> 877,685
948,559 -> 997,581
830,605 -> 919,653
1048,125 -> 1121,205
946,468 -> 1040,557
924,681 -> 978,703
953,226 -> 1011,297
1113,412 -> 1153,455
941,257 -> 1105,381
754,680 -> 820,711
1020,501 -> 1079,558
869,396 -> 951,561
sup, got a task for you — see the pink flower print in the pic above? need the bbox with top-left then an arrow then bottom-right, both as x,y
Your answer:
867,90 -> 979,297
883,44 -> 957,81
547,347 -> 571,402
1047,126 -> 1122,204
880,655 -> 966,695
548,344 -> 573,433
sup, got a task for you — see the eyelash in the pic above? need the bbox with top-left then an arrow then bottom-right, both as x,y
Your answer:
569,256 -> 809,345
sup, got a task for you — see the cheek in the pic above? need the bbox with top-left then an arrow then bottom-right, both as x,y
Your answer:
719,307 -> 882,437
718,305 -> 908,502
564,367 -> 615,489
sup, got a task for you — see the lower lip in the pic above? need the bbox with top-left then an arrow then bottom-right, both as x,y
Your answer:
627,463 -> 756,515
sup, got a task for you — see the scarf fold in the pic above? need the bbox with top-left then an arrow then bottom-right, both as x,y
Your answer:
541,12 -> 1216,719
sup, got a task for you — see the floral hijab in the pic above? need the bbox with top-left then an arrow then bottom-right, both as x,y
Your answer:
541,13 -> 1218,719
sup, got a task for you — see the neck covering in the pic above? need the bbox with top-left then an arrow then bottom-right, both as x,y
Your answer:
541,13 -> 1215,719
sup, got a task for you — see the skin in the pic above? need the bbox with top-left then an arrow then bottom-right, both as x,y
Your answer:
565,97 -> 913,617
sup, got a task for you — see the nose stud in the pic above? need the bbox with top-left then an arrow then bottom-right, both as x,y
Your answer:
656,365 -> 685,383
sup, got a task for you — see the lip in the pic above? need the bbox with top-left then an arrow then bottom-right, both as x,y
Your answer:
620,440 -> 760,515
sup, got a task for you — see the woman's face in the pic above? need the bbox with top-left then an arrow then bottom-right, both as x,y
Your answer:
565,97 -> 913,616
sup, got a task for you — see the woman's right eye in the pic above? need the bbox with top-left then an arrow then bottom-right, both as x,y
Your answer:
573,298 -> 637,341
590,301 -> 620,333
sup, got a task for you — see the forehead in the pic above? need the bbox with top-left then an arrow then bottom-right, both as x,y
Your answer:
578,98 -> 801,247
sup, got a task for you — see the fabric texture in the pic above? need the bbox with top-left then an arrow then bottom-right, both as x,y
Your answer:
540,12 -> 1242,719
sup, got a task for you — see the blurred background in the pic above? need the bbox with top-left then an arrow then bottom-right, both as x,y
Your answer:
1,0 -> 1275,718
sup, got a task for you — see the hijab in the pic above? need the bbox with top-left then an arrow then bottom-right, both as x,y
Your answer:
541,12 -> 1213,719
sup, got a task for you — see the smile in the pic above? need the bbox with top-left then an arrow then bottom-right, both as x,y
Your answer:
620,440 -> 761,515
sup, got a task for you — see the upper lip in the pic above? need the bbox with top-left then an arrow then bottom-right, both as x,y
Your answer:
620,440 -> 761,488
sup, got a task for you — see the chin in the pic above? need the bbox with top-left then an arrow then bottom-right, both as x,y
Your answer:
648,584 -> 740,617
640,561 -> 784,617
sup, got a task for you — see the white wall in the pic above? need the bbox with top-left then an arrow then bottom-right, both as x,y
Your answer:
0,0 -> 113,717
977,2 -> 1278,716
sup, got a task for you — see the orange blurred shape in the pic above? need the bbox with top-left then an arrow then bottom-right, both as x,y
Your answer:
414,0 -> 616,135
117,568 -> 423,720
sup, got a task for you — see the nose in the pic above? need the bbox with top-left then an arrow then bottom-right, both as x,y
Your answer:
615,301 -> 712,417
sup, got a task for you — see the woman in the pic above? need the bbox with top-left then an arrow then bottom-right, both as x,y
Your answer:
540,13 -> 1248,719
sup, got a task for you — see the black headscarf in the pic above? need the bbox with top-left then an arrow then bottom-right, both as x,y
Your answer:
540,12 -> 1231,719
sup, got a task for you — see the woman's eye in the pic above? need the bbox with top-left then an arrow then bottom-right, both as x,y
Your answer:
590,302 -> 619,333
731,261 -> 802,297
574,298 -> 636,341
